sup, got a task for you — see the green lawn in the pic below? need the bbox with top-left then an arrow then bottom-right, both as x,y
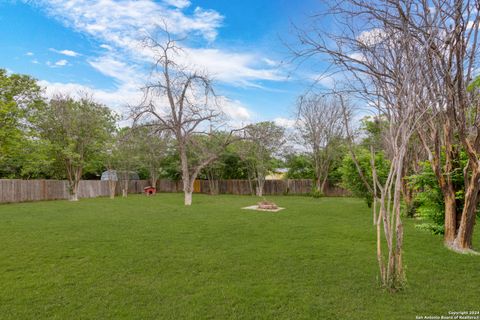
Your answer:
0,194 -> 478,319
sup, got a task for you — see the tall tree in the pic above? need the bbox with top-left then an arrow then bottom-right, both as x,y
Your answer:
37,94 -> 116,201
134,126 -> 172,188
410,0 -> 480,252
293,1 -> 429,289
295,93 -> 345,194
285,153 -> 315,179
133,28 -> 238,205
237,121 -> 285,197
113,127 -> 141,198
0,69 -> 45,177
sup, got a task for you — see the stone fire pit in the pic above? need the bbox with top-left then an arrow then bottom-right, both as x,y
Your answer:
257,200 -> 278,210
242,200 -> 285,212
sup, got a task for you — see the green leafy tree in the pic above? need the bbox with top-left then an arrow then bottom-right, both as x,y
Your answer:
217,148 -> 250,179
285,153 -> 315,179
134,127 -> 171,187
112,127 -> 141,197
409,150 -> 479,234
0,69 -> 45,177
36,94 -> 116,201
237,122 -> 285,197
340,149 -> 390,207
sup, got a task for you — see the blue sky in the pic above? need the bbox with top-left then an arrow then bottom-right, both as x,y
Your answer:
0,0 -> 329,125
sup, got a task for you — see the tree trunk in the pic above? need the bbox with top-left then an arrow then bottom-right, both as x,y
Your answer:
443,189 -> 457,246
401,176 -> 415,217
70,180 -> 79,201
256,185 -> 263,197
453,170 -> 480,251
209,179 -> 218,195
418,122 -> 462,249
247,172 -> 255,195
207,170 -> 218,195
179,145 -> 194,206
184,177 -> 194,206
315,176 -> 322,192
184,190 -> 193,206
256,177 -> 265,197
68,167 -> 82,202
150,171 -> 158,189
320,176 -> 328,195
108,180 -> 116,199
122,179 -> 129,198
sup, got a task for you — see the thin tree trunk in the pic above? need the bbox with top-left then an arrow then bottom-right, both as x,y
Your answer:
443,189 -> 457,245
69,167 -> 82,201
70,180 -> 79,201
247,173 -> 254,195
256,175 -> 265,197
320,176 -> 328,195
207,170 -> 218,195
315,176 -> 321,192
453,170 -> 480,251
150,170 -> 158,189
256,185 -> 264,197
122,178 -> 129,198
108,180 -> 116,199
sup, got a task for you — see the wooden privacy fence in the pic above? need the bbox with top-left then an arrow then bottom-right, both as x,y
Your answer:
0,179 -> 150,204
195,179 -> 349,196
0,179 -> 350,204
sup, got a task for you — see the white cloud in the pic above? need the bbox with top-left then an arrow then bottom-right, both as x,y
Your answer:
263,58 -> 277,66
54,59 -> 68,66
26,52 -> 34,56
29,0 -> 284,124
40,53 -> 145,111
39,78 -> 254,126
34,0 -> 223,43
61,49 -> 79,57
31,59 -> 39,64
181,48 -> 285,86
88,54 -> 142,86
50,48 -> 80,57
38,79 -> 143,113
217,98 -> 251,121
163,0 -> 191,9
30,0 -> 283,87
99,44 -> 113,51
274,117 -> 296,128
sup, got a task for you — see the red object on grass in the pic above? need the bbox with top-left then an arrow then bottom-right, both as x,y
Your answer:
144,186 -> 156,195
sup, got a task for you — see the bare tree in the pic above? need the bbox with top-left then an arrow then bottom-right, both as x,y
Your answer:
132,27 -> 238,205
292,0 -> 431,289
404,0 -> 480,252
318,0 -> 480,252
295,93 -> 345,194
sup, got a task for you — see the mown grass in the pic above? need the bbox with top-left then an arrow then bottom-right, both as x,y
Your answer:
0,194 -> 478,319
